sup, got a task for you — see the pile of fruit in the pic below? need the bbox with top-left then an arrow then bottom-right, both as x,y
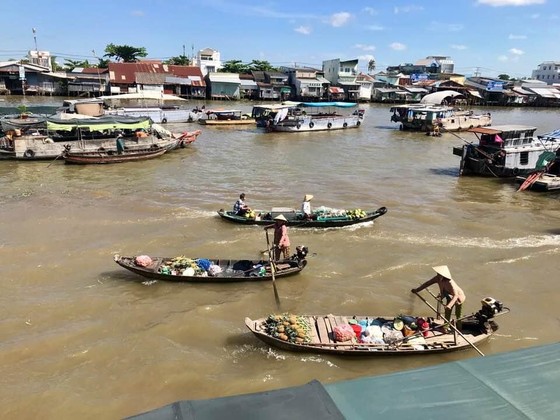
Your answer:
263,313 -> 312,343
245,209 -> 256,218
159,256 -> 204,275
346,208 -> 367,219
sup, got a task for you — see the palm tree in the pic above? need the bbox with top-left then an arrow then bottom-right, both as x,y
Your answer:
367,58 -> 376,74
104,43 -> 148,62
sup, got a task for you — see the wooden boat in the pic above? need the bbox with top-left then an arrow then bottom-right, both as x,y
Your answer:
452,126 -> 560,177
63,144 -> 167,164
252,102 -> 364,132
217,206 -> 387,228
114,247 -> 308,282
245,297 -> 509,356
0,115 -> 191,160
198,110 -> 256,126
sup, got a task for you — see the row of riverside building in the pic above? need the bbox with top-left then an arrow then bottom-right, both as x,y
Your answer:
1,49 -> 560,106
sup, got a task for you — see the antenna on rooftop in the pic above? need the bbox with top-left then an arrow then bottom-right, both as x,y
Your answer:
32,28 -> 38,51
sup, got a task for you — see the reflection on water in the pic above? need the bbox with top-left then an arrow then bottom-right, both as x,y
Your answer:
1,99 -> 559,418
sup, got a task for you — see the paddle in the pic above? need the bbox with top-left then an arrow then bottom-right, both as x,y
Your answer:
265,228 -> 281,309
46,152 -> 64,168
413,289 -> 485,356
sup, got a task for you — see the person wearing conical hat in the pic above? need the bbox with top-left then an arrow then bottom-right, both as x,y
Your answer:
301,194 -> 314,220
411,265 -> 466,327
265,214 -> 290,260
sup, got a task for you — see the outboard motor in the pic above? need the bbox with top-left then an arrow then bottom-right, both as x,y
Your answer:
474,297 -> 504,323
292,245 -> 308,261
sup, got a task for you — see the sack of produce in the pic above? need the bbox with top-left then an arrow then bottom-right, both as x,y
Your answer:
333,324 -> 355,342
134,255 -> 153,267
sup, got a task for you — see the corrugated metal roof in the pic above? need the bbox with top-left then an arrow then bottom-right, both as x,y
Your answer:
208,74 -> 241,83
136,72 -> 166,84
529,87 -> 559,98
240,80 -> 258,88
129,343 -> 560,420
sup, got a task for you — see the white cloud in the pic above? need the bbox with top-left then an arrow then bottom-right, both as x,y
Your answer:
508,34 -> 527,39
498,55 -> 509,61
509,48 -> 524,55
365,25 -> 384,31
451,44 -> 468,50
294,26 -> 311,35
363,7 -> 377,15
390,42 -> 407,51
354,44 -> 376,52
477,0 -> 545,6
329,12 -> 351,27
428,21 -> 464,32
394,5 -> 424,14
358,54 -> 376,62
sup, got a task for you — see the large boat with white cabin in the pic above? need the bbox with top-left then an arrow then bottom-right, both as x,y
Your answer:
452,125 -> 560,177
390,104 -> 492,133
59,93 -> 196,124
252,102 -> 364,132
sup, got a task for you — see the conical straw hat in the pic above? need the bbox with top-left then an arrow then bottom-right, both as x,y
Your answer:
432,265 -> 452,280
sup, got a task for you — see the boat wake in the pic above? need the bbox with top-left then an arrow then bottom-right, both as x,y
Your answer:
382,233 -> 560,250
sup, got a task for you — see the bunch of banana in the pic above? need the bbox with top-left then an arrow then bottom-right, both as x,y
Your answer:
264,313 -> 311,343
245,210 -> 256,219
346,208 -> 367,220
170,256 -> 197,270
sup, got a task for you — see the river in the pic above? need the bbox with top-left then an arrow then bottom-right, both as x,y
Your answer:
1,97 -> 559,419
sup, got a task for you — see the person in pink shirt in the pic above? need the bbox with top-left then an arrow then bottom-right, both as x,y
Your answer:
265,214 -> 290,261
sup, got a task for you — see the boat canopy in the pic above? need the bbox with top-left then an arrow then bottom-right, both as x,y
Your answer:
540,129 -> 560,140
282,101 -> 357,108
420,90 -> 464,105
46,115 -> 152,131
100,92 -> 187,102
468,125 -> 537,135
129,343 -> 560,420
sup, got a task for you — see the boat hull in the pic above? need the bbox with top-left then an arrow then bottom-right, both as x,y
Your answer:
269,116 -> 362,132
217,207 -> 387,228
64,146 -> 167,164
245,314 -> 498,356
198,119 -> 256,126
515,174 -> 560,192
114,255 -> 307,282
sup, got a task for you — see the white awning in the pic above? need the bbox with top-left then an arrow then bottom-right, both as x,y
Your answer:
467,89 -> 482,98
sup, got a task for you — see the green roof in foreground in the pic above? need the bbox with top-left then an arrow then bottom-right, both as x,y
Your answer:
128,342 -> 560,420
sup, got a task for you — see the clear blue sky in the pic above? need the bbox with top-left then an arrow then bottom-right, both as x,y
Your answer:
1,0 -> 557,78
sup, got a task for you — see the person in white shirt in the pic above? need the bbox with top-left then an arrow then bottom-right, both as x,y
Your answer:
301,194 -> 313,219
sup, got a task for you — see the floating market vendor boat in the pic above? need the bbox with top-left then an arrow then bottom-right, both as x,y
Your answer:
63,143 -> 167,164
114,246 -> 308,283
252,101 -> 364,132
452,125 -> 560,177
217,206 -> 387,228
0,115 -> 200,160
245,296 -> 509,356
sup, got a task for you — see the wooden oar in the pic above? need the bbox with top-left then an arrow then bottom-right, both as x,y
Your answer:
265,229 -> 281,309
517,170 -> 543,192
46,152 -> 64,168
413,289 -> 485,356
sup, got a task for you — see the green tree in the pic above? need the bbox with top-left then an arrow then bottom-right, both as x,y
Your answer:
220,60 -> 249,74
165,55 -> 191,65
64,59 -> 91,71
104,43 -> 148,62
50,56 -> 63,72
497,74 -> 510,80
248,60 -> 276,72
